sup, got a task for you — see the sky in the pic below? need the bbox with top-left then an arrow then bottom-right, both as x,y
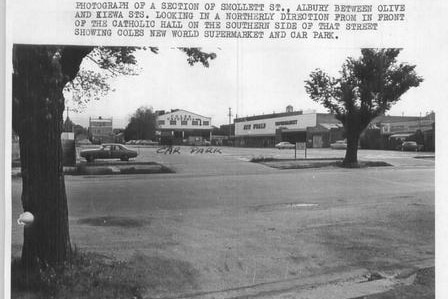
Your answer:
67,44 -> 440,129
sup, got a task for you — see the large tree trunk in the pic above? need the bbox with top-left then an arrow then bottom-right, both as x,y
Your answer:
19,106 -> 71,268
343,129 -> 360,167
342,114 -> 362,167
12,45 -> 87,270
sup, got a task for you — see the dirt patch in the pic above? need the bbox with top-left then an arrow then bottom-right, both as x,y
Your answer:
414,156 -> 435,159
249,156 -> 276,162
334,161 -> 392,168
252,159 -> 391,169
11,251 -> 199,299
353,267 -> 435,299
129,253 -> 200,297
251,202 -> 320,212
75,162 -> 174,175
77,216 -> 148,228
13,162 -> 174,177
315,207 -> 434,272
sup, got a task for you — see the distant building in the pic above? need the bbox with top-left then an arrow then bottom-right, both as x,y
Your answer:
89,116 -> 114,144
218,124 -> 235,137
210,124 -> 235,146
155,109 -> 213,145
362,112 -> 435,151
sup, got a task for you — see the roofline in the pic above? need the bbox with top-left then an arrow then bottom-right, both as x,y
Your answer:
234,133 -> 277,137
159,109 -> 211,119
234,111 -> 305,123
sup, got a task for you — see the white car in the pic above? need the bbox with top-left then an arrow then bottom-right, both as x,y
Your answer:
275,142 -> 295,149
330,140 -> 347,149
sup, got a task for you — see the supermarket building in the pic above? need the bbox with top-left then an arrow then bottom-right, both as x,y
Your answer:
234,109 -> 344,148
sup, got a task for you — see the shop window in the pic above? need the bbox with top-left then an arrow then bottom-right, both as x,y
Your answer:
181,121 -> 188,126
158,120 -> 165,125
203,121 -> 210,126
192,120 -> 199,126
170,120 -> 177,125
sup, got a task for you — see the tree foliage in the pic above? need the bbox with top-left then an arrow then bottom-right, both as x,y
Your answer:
64,47 -> 215,112
63,47 -> 143,112
305,48 -> 423,166
179,47 -> 217,67
124,106 -> 157,141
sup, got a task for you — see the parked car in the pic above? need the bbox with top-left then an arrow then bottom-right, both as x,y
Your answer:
76,138 -> 92,145
140,140 -> 159,145
330,140 -> 347,149
80,143 -> 138,162
275,142 -> 295,149
401,141 -> 424,151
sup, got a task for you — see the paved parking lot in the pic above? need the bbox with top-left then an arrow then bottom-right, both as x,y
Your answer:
12,146 -> 435,298
125,145 -> 434,174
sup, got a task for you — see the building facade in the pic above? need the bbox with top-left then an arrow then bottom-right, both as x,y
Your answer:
234,109 -> 344,148
155,109 -> 213,145
233,107 -> 435,151
362,113 -> 435,151
89,116 -> 114,144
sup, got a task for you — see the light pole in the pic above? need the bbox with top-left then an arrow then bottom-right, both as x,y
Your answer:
228,107 -> 232,138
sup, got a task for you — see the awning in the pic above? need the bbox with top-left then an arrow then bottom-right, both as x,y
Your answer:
280,128 -> 307,132
389,133 -> 413,139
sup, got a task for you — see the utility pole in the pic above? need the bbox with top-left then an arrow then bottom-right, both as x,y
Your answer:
65,105 -> 74,132
228,107 -> 232,138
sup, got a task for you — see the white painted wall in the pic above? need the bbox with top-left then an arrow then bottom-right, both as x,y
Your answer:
156,109 -> 212,130
235,113 -> 317,136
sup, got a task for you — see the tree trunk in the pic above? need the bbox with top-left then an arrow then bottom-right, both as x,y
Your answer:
342,116 -> 362,167
13,46 -> 72,270
343,132 -> 360,167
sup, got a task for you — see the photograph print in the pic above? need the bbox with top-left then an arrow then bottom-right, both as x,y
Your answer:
10,44 -> 435,298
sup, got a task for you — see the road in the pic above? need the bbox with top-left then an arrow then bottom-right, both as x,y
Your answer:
11,147 -> 435,298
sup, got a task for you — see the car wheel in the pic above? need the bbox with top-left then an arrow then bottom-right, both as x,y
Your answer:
121,155 -> 129,161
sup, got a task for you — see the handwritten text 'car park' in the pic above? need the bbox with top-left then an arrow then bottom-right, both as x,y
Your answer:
156,147 -> 223,154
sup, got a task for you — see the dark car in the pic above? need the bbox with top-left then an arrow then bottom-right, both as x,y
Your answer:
401,141 -> 424,151
80,143 -> 138,162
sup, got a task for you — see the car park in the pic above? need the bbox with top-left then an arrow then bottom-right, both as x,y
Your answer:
80,143 -> 138,162
275,142 -> 295,149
